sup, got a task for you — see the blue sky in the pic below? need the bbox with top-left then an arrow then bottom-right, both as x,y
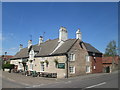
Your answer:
2,2 -> 118,55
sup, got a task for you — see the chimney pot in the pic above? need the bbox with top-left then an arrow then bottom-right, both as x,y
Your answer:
39,36 -> 43,45
19,44 -> 23,51
28,40 -> 32,48
76,28 -> 82,40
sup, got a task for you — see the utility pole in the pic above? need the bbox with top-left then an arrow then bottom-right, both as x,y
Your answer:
4,52 -> 7,64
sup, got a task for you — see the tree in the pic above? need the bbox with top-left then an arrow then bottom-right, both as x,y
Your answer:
104,40 -> 117,56
104,40 -> 118,72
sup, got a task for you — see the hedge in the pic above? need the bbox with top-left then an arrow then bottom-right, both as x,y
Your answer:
2,64 -> 15,69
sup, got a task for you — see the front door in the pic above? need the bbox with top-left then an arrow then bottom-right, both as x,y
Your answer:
106,66 -> 110,73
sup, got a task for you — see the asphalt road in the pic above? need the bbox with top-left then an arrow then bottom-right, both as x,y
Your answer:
31,71 -> 118,88
2,71 -> 119,89
2,77 -> 27,88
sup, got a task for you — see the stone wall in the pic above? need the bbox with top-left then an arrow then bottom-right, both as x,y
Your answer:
68,39 -> 89,77
34,55 -> 67,78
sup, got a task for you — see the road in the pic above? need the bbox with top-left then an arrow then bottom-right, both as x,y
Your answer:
2,71 -> 119,89
31,71 -> 118,88
2,77 -> 27,88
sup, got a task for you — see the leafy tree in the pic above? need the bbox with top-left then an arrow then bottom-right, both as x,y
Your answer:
104,40 -> 117,56
104,40 -> 118,71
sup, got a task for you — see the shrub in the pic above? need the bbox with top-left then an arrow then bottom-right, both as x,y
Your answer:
2,64 -> 15,69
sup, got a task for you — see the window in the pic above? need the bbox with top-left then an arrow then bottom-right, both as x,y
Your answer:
69,66 -> 75,74
19,63 -> 22,69
93,57 -> 96,60
29,63 -> 33,70
70,53 -> 75,61
86,55 -> 90,62
93,65 -> 96,69
41,63 -> 44,71
86,66 -> 90,73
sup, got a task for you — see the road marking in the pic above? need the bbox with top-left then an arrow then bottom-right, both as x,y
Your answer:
86,82 -> 106,88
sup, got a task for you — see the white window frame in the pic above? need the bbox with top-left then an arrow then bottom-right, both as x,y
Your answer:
69,53 -> 75,61
86,66 -> 90,73
86,55 -> 90,62
40,63 -> 45,72
29,63 -> 33,71
19,63 -> 22,69
69,66 -> 75,74
93,65 -> 96,69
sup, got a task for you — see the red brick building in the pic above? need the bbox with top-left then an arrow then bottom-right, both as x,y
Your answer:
0,55 -> 13,64
91,57 -> 102,73
102,56 -> 119,73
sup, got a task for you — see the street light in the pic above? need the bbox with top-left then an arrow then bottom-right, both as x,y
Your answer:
4,52 -> 7,64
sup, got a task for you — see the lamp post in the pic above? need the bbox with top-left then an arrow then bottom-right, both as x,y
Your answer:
4,52 -> 7,64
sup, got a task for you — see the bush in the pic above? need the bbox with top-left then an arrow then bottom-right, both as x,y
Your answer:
2,64 -> 15,69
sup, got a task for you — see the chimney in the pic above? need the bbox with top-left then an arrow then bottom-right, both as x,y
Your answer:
19,44 -> 23,51
76,28 -> 82,40
28,40 -> 32,48
39,36 -> 43,45
59,26 -> 68,42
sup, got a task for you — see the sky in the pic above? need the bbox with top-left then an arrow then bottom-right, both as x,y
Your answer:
2,2 -> 118,55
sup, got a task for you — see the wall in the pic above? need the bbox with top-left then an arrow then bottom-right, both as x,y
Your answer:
10,59 -> 24,70
103,63 -> 118,73
91,57 -> 102,73
68,39 -> 88,77
33,55 -> 67,78
102,64 -> 112,73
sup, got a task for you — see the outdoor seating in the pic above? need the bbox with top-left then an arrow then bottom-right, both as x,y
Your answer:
38,72 -> 57,78
32,71 -> 38,77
